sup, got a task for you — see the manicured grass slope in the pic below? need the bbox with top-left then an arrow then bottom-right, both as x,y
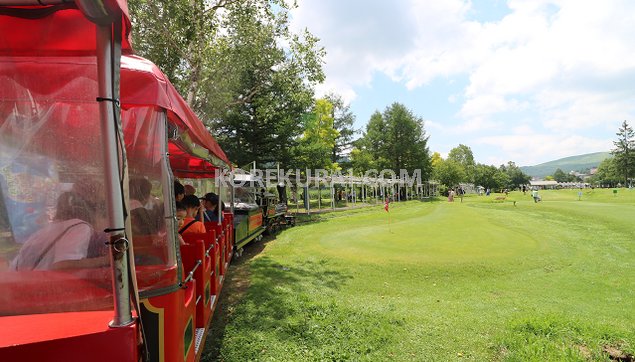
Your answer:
212,189 -> 635,361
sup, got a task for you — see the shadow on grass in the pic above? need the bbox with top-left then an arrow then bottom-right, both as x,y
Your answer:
202,236 -> 273,361
202,237 -> 359,361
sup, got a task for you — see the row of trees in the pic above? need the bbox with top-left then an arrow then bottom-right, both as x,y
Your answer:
545,169 -> 581,183
129,2 -> 429,177
126,1 -> 538,189
431,145 -> 530,191
422,121 -> 634,190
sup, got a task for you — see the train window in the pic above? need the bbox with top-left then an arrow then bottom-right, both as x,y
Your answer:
122,107 -> 179,292
0,56 -> 114,316
234,186 -> 258,206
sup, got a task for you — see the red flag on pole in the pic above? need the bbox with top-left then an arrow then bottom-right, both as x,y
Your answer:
384,197 -> 389,212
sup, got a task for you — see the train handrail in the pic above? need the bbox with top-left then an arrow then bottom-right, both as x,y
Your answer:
205,243 -> 215,257
181,259 -> 202,287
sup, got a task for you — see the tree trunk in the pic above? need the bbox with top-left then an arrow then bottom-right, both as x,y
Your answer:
186,65 -> 199,106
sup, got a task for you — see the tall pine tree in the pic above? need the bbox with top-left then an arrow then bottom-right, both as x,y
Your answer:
611,121 -> 635,185
351,103 -> 431,179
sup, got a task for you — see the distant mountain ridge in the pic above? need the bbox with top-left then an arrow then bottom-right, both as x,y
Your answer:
520,152 -> 611,178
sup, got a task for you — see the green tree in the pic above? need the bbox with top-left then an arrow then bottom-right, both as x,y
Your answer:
589,157 -> 619,186
351,104 -> 431,180
128,0 -> 325,167
363,111 -> 389,169
552,168 -> 568,182
324,93 -> 356,166
611,121 -> 635,184
350,112 -> 382,173
447,144 -> 475,183
215,71 -> 315,167
493,169 -> 512,191
128,0 -> 213,102
474,163 -> 509,191
551,168 -> 581,183
506,162 -> 531,188
293,99 -> 340,170
434,159 -> 465,188
430,152 -> 443,168
350,112 -> 384,175
383,103 -> 431,176
349,145 -> 375,176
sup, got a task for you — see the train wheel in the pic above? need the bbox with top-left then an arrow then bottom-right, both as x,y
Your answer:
266,219 -> 278,235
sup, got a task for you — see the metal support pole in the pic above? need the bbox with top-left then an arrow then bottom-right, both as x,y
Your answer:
230,172 -> 235,214
330,180 -> 335,210
305,185 -> 310,215
351,179 -> 355,205
97,25 -> 132,327
318,181 -> 321,210
218,174 -> 223,225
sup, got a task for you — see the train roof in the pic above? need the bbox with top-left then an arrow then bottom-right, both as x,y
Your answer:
0,1 -> 133,55
121,55 -> 232,175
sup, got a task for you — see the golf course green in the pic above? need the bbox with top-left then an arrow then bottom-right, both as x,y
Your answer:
206,189 -> 635,361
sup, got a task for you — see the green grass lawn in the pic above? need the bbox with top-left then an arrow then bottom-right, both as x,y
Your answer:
205,189 -> 635,361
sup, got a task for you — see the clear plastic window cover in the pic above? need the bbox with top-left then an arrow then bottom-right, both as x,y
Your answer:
121,107 -> 178,292
234,185 -> 258,207
221,182 -> 234,209
0,58 -> 114,316
185,178 -> 233,207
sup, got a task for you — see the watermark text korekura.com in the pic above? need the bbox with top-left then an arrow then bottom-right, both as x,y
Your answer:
215,169 -> 423,188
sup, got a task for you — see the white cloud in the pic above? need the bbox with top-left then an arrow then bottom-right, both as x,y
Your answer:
290,0 -> 422,98
459,94 -> 529,120
474,133 -> 612,166
536,90 -> 632,131
458,0 -> 635,131
290,0 -> 635,162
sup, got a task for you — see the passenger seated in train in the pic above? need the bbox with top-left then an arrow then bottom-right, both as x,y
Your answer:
129,177 -> 160,236
175,202 -> 187,230
199,193 -> 224,223
9,180 -> 109,271
184,184 -> 196,196
174,202 -> 187,245
178,195 -> 206,235
174,181 -> 185,202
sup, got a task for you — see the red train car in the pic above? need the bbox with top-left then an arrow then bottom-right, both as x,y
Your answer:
0,1 -> 232,361
121,53 -> 234,361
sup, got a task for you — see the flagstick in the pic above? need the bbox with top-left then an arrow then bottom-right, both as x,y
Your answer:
385,197 -> 392,233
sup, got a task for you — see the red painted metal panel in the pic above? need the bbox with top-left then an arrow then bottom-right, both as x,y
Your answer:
143,285 -> 196,362
180,236 -> 212,328
0,2 -> 132,56
0,311 -> 138,361
205,223 -> 226,277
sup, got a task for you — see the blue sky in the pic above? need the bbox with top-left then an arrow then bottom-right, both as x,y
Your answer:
290,0 -> 635,166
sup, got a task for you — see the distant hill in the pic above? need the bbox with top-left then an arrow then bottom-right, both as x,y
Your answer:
520,152 -> 611,178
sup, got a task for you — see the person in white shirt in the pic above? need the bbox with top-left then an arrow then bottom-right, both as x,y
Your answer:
10,181 -> 108,271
